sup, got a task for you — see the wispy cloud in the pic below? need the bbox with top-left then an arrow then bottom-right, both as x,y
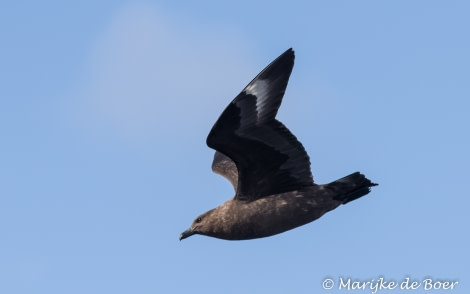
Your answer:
71,3 -> 256,140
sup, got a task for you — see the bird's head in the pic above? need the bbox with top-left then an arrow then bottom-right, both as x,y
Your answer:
179,209 -> 216,241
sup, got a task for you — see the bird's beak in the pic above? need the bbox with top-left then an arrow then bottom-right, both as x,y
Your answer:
179,226 -> 197,241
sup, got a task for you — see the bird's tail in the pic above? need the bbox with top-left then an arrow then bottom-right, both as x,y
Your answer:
328,172 -> 378,204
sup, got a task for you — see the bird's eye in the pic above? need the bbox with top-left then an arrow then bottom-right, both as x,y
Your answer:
196,217 -> 202,223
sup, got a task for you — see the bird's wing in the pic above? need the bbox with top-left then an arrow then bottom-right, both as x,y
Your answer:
206,48 -> 314,201
211,151 -> 238,191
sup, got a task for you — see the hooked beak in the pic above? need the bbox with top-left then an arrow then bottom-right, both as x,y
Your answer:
179,226 -> 198,241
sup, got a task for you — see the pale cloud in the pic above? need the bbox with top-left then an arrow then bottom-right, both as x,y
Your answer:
73,2 -> 256,140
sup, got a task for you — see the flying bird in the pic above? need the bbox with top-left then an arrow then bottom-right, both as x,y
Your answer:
180,48 -> 377,241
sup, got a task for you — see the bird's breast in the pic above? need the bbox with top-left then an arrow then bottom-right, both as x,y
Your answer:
220,189 -> 334,239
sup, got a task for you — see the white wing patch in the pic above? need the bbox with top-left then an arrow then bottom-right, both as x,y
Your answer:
245,79 -> 270,118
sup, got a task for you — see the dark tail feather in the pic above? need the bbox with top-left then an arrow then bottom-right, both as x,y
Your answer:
329,172 -> 378,204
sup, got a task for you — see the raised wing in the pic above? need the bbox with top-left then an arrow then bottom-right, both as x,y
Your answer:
206,48 -> 314,201
211,151 -> 238,191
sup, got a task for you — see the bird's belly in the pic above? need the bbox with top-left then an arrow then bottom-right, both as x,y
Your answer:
229,191 -> 337,239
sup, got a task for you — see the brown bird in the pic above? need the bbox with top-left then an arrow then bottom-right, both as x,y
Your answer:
180,48 -> 377,241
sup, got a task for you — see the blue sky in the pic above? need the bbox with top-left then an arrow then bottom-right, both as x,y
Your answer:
1,1 -> 469,293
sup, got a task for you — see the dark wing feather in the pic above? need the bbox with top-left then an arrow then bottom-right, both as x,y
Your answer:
211,151 -> 238,191
207,48 -> 314,201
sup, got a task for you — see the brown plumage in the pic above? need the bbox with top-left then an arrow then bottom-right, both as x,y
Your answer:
180,48 -> 377,241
